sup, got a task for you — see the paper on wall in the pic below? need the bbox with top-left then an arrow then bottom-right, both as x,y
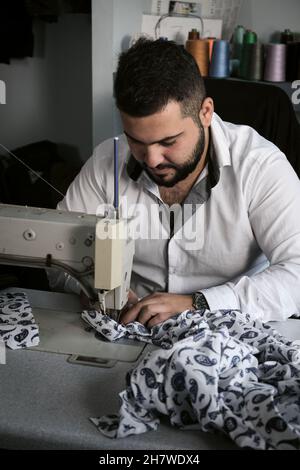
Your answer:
150,0 -> 242,39
142,14 -> 222,43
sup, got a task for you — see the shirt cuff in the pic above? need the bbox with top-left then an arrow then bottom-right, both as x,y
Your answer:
201,284 -> 240,311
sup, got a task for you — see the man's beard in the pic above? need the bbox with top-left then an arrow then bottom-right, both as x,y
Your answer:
143,124 -> 206,188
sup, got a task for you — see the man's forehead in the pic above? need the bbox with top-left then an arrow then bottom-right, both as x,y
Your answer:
120,102 -> 192,144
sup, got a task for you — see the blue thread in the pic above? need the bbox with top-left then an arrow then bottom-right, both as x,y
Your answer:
114,137 -> 119,211
209,40 -> 230,78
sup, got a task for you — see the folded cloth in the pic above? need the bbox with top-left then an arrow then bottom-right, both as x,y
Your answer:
83,309 -> 300,450
0,292 -> 39,349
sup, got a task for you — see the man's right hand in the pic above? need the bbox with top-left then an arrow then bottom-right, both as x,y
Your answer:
127,289 -> 139,306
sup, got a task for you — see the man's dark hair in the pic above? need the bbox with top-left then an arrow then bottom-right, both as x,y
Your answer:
114,38 -> 206,125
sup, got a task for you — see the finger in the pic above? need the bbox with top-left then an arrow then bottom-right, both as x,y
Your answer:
121,299 -> 167,325
120,298 -> 156,324
147,312 -> 172,329
136,307 -> 157,326
119,302 -> 144,324
136,301 -> 173,325
128,289 -> 139,304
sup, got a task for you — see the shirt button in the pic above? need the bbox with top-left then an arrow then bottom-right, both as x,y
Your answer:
169,267 -> 176,274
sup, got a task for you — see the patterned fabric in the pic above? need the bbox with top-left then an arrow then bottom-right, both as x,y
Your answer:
82,309 -> 300,449
0,292 -> 39,349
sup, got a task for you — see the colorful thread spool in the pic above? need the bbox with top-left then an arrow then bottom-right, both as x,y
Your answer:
206,37 -> 215,62
240,43 -> 264,81
209,40 -> 230,78
232,25 -> 245,61
186,38 -> 210,76
264,43 -> 287,82
286,42 -> 300,81
281,29 -> 294,44
243,30 -> 257,45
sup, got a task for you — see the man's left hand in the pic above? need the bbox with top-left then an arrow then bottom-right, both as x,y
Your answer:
119,292 -> 193,328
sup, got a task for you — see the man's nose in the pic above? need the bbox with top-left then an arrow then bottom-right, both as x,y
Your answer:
143,145 -> 165,168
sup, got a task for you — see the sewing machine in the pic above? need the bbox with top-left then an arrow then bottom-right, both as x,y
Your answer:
1,202 -> 300,450
0,203 -> 135,316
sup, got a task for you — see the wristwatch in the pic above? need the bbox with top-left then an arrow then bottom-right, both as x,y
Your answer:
192,292 -> 209,311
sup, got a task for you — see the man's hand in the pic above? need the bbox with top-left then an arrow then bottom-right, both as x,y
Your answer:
119,292 -> 193,328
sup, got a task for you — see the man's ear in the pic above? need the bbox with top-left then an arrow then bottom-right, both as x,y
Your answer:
199,97 -> 214,128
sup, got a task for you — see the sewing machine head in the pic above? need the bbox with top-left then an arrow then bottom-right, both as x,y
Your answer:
0,204 -> 134,317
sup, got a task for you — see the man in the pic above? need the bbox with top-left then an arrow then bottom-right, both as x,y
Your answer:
52,39 -> 300,327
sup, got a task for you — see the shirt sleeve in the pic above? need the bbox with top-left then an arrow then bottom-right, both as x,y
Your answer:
201,151 -> 300,322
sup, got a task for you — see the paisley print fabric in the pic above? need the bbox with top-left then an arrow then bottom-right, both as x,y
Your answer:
0,292 -> 39,349
82,308 -> 300,449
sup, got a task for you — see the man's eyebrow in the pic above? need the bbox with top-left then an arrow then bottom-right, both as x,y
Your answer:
124,131 -> 184,145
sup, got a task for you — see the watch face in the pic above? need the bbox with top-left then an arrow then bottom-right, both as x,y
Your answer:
193,292 -> 208,310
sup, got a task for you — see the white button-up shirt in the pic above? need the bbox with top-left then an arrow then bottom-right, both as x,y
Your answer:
56,113 -> 300,322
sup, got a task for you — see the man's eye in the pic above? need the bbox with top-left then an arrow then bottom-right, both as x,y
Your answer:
161,141 -> 176,147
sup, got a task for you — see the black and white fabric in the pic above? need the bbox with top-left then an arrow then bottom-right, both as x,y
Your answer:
0,292 -> 39,349
82,309 -> 300,450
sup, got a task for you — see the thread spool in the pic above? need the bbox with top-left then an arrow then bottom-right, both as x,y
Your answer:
240,43 -> 264,80
205,37 -> 215,61
188,29 -> 200,40
186,39 -> 210,76
209,40 -> 230,78
230,59 -> 240,77
286,42 -> 300,81
264,43 -> 287,82
243,30 -> 257,45
239,42 -> 252,78
232,25 -> 245,61
281,29 -> 294,44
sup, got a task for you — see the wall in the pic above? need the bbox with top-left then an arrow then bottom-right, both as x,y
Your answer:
92,0 -> 152,147
0,22 -> 50,155
237,0 -> 300,43
0,15 -> 92,164
45,15 -> 93,164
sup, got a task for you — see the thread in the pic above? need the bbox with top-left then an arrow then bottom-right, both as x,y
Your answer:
232,25 -> 245,61
205,37 -> 215,61
281,29 -> 294,44
0,143 -> 65,198
286,41 -> 300,81
186,39 -> 209,76
239,42 -> 251,78
233,25 -> 245,46
209,40 -> 230,78
230,59 -> 240,77
188,29 -> 200,40
264,43 -> 286,82
243,30 -> 257,45
240,43 -> 264,80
